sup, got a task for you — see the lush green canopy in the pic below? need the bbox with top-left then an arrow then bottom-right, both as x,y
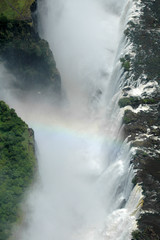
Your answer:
0,101 -> 36,240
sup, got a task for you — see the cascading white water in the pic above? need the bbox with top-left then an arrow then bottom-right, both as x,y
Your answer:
0,0 -> 143,239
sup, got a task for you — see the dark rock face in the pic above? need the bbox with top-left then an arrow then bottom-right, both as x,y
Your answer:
123,0 -> 160,85
119,0 -> 160,239
0,0 -> 61,96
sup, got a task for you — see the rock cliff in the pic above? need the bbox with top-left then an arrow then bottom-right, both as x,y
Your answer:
0,0 -> 61,95
119,0 -> 160,239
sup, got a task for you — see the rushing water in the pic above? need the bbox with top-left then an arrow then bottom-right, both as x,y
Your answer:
0,0 -> 143,239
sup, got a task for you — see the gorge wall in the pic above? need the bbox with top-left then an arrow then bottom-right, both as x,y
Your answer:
0,1 -> 61,239
0,0 -> 61,96
119,0 -> 160,239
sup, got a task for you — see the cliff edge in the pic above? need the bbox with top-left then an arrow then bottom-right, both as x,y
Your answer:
0,0 -> 61,95
119,0 -> 160,239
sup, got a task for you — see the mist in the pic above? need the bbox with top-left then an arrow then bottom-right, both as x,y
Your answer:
39,0 -> 124,110
0,0 -> 141,239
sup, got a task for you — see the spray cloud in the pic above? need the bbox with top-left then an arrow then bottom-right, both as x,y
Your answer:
0,0 -> 141,239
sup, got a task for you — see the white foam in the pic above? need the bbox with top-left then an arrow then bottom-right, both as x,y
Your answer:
128,81 -> 158,97
122,104 -> 150,113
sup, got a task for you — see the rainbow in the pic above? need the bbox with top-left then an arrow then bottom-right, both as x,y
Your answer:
29,115 -> 124,154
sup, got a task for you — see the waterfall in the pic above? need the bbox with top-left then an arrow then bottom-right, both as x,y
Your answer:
0,0 -> 143,239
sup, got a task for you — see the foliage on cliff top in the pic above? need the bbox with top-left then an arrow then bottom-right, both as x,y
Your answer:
0,19 -> 61,93
0,0 -> 61,95
0,101 -> 36,240
0,0 -> 35,21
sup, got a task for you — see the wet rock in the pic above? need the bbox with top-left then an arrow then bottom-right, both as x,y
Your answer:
121,0 -> 160,238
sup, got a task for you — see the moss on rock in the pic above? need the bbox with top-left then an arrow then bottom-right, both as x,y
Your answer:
0,0 -> 35,21
119,97 -> 139,108
119,96 -> 159,108
120,57 -> 131,72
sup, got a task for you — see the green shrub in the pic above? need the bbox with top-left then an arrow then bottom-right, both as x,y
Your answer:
0,101 -> 36,240
120,57 -> 131,71
118,97 -> 139,108
119,97 -> 158,108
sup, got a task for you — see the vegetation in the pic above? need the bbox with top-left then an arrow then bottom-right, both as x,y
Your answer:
0,0 -> 61,94
132,176 -> 137,186
118,97 -> 139,108
0,18 -> 61,93
120,57 -> 131,71
0,101 -> 36,240
0,1 -> 60,239
0,0 -> 35,21
118,97 -> 159,108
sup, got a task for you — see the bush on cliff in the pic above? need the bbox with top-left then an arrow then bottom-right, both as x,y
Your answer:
0,101 -> 36,240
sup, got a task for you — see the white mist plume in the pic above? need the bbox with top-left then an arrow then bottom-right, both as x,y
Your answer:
39,0 -> 124,112
0,0 -> 141,239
